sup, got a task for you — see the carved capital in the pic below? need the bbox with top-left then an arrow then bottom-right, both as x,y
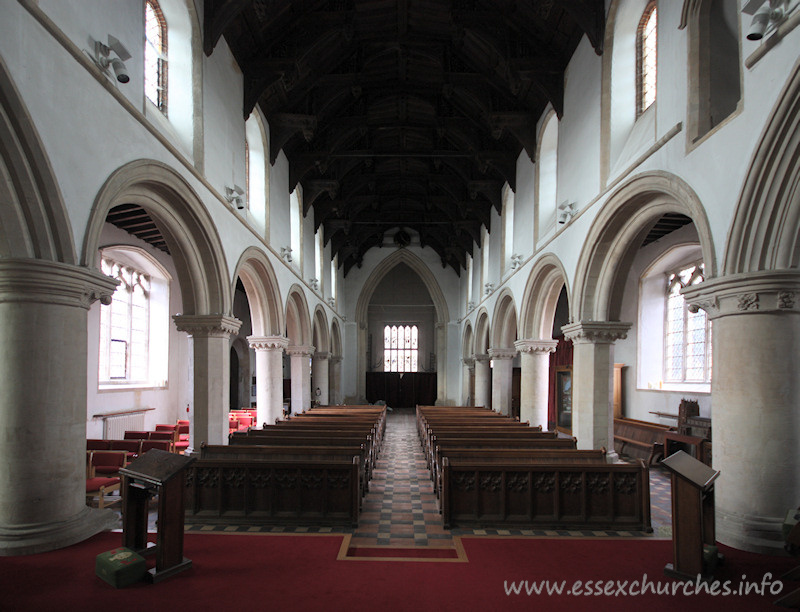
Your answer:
682,270 -> 800,319
313,351 -> 331,361
247,335 -> 289,351
173,314 -> 242,337
472,353 -> 491,363
0,259 -> 119,310
488,347 -> 516,360
561,321 -> 631,344
515,339 -> 559,354
462,357 -> 475,368
329,355 -> 343,364
286,345 -> 315,357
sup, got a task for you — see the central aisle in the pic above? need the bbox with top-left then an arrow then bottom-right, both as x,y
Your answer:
349,407 -> 453,548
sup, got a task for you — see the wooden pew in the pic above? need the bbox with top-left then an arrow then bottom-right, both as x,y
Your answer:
433,447 -> 605,498
440,458 -> 651,532
184,457 -> 361,527
613,417 -> 675,465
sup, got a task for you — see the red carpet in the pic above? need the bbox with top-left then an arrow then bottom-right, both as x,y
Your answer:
0,531 -> 795,611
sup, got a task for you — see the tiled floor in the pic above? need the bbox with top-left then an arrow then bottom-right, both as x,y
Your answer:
173,408 -> 673,541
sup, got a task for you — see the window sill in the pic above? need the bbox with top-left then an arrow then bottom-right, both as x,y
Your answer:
99,382 -> 168,392
639,382 -> 710,394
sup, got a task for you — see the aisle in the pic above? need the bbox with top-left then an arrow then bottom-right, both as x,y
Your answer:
349,407 -> 453,547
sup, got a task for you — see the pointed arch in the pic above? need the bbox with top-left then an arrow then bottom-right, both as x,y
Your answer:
572,171 -> 716,322
0,57 -> 76,263
724,58 -> 800,274
232,246 -> 284,336
490,288 -> 518,348
83,159 -> 231,315
519,253 -> 571,339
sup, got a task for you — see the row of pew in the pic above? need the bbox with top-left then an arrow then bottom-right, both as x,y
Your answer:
183,405 -> 386,527
418,405 -> 652,532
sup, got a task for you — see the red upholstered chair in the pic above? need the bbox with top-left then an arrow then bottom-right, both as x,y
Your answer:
89,450 -> 128,477
140,439 -> 171,453
228,418 -> 240,435
124,431 -> 149,440
148,431 -> 175,452
85,458 -> 121,509
87,439 -> 111,451
109,439 -> 142,461
237,416 -> 253,431
175,424 -> 190,454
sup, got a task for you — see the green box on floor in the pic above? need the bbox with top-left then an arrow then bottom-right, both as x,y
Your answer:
95,547 -> 147,588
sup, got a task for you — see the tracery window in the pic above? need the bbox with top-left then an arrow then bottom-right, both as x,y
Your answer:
383,325 -> 419,373
664,263 -> 711,382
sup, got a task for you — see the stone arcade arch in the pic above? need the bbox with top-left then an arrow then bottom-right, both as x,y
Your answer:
682,59 -> 800,553
461,322 -> 475,406
473,309 -> 491,409
489,290 -> 518,416
83,159 -> 240,450
354,250 -> 450,405
234,247 -> 286,427
568,171 -> 715,452
0,61 -> 120,555
311,306 -> 331,405
285,285 -> 314,414
329,319 -> 344,404
515,254 -> 570,428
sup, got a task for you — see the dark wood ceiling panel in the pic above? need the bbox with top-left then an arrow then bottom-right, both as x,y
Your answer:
205,0 -> 605,274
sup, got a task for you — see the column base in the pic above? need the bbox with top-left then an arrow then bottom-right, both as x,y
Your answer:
605,450 -> 620,463
716,507 -> 787,555
0,506 -> 119,556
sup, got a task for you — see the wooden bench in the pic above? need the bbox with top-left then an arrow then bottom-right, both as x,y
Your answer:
433,447 -> 605,498
440,458 -> 651,532
613,417 -> 674,465
184,457 -> 361,527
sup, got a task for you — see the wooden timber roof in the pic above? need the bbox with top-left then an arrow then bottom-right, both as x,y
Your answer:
203,0 -> 605,275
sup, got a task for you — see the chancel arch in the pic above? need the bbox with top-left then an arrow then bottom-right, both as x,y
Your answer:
354,249 -> 450,405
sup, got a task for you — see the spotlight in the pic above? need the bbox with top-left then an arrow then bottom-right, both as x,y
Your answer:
91,35 -> 131,83
225,185 -> 245,209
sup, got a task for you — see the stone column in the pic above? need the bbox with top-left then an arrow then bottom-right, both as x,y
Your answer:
435,321 -> 447,404
248,335 -> 288,427
562,321 -> 630,457
462,357 -> 475,405
515,339 -> 558,429
489,348 -> 516,416
287,345 -> 314,414
312,351 -> 330,405
473,354 -> 492,409
173,314 -> 242,449
329,356 -> 342,404
683,271 -> 800,553
0,259 -> 119,555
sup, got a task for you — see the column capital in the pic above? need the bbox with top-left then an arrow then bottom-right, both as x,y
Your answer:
515,339 -> 559,354
173,314 -> 242,337
0,259 -> 118,310
561,321 -> 631,344
462,356 -> 475,368
247,335 -> 289,351
313,351 -> 331,361
682,270 -> 800,320
488,347 -> 516,360
329,355 -> 343,364
286,344 -> 316,357
472,353 -> 491,363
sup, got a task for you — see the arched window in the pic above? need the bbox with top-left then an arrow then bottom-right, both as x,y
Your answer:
145,0 -> 168,113
636,2 -> 657,116
502,184 -> 515,274
99,247 -> 171,388
383,325 -> 419,372
245,111 -> 268,232
664,263 -> 711,383
290,186 -> 302,269
537,112 -> 559,238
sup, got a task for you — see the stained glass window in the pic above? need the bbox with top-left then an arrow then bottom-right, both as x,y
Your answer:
383,325 -> 419,372
664,263 -> 711,382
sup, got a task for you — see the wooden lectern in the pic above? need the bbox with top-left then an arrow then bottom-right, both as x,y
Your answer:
119,449 -> 196,583
661,450 -> 720,581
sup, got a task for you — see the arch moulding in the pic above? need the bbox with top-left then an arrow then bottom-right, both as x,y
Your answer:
519,253 -> 570,340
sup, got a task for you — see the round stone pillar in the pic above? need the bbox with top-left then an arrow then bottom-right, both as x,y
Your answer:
312,351 -> 330,405
462,357 -> 475,405
0,259 -> 119,555
473,354 -> 491,410
489,348 -> 516,416
329,356 -> 343,404
287,345 -> 315,414
248,336 -> 288,426
562,321 -> 630,457
684,271 -> 800,553
173,314 -> 242,448
515,339 -> 558,429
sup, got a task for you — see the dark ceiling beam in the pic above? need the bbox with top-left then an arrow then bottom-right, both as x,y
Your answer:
269,114 -> 318,165
203,0 -> 250,57
303,179 -> 339,216
559,0 -> 606,55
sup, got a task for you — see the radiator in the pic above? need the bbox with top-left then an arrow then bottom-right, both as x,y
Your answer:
103,412 -> 147,440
